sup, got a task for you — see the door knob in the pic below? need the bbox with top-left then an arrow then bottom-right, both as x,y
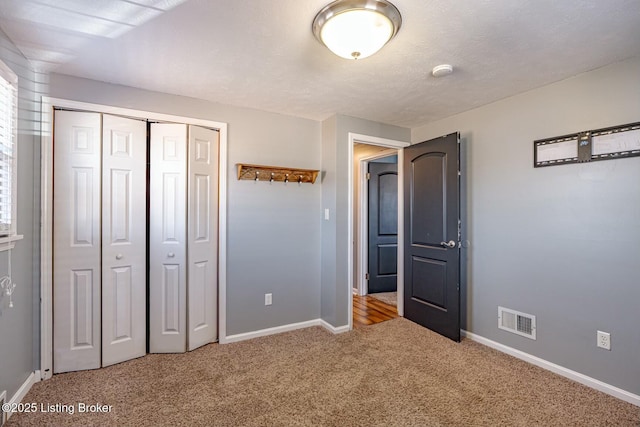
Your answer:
115,254 -> 123,260
167,252 -> 175,258
440,240 -> 456,249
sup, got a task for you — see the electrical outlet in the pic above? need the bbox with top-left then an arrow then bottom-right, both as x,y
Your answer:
265,293 -> 272,306
597,330 -> 611,350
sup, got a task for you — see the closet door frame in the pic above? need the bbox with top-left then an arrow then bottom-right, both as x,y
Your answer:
40,97 -> 228,381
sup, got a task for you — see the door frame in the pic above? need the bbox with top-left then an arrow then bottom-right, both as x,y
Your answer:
348,133 -> 409,329
356,149 -> 398,296
40,97 -> 229,380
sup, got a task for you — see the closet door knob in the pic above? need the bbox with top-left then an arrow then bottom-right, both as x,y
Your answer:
168,252 -> 175,258
116,254 -> 123,260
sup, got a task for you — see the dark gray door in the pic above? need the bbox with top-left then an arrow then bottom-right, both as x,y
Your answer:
368,162 -> 398,293
403,133 -> 460,341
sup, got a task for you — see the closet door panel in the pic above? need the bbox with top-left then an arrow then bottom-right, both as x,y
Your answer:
188,126 -> 219,350
150,123 -> 188,353
162,264 -> 181,333
53,111 -> 102,373
102,114 -> 147,366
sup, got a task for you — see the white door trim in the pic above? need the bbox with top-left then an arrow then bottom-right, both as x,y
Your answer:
40,97 -> 229,379
347,133 -> 409,330
356,149 -> 398,296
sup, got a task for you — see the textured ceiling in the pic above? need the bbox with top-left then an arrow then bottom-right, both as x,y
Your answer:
1,0 -> 639,128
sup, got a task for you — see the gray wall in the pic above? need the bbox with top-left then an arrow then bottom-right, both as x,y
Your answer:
48,73 -> 322,337
0,29 -> 41,400
321,114 -> 410,326
412,56 -> 640,395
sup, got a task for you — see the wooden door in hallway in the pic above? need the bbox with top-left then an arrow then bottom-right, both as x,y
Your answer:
367,161 -> 398,293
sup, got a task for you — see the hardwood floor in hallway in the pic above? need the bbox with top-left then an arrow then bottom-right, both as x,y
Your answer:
353,294 -> 398,328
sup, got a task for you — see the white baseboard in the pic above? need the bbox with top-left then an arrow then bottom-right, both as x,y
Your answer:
319,320 -> 350,334
222,319 -> 351,344
462,330 -> 640,407
6,372 -> 37,421
222,319 -> 322,344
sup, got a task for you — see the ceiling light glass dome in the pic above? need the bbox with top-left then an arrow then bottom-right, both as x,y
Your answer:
312,0 -> 402,60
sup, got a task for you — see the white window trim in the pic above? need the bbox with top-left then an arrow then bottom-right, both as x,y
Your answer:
0,59 -> 18,242
0,234 -> 23,251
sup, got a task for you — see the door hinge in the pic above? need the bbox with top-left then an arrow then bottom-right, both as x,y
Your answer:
458,170 -> 461,176
365,273 -> 370,280
366,172 -> 370,180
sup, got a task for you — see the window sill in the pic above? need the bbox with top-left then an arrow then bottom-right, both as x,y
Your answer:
0,234 -> 24,251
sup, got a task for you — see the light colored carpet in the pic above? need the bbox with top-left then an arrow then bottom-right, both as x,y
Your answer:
369,291 -> 397,307
8,318 -> 639,426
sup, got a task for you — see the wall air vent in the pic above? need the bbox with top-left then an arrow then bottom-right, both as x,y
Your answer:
498,306 -> 536,340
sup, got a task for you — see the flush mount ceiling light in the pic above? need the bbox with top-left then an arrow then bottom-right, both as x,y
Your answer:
312,0 -> 402,60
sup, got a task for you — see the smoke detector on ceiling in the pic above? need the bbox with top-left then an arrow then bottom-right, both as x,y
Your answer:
432,64 -> 453,77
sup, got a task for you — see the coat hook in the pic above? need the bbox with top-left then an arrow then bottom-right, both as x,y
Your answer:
298,175 -> 302,184
255,171 -> 260,181
285,173 -> 289,183
270,172 -> 274,182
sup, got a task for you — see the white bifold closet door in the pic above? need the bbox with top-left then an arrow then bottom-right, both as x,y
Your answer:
53,111 -> 102,373
149,123 -> 188,353
101,114 -> 147,366
187,125 -> 219,350
149,123 -> 218,353
53,111 -> 147,373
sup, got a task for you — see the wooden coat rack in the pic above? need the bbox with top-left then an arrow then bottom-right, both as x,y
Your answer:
237,163 -> 319,184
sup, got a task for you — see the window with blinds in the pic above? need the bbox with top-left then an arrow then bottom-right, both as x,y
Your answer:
0,60 -> 17,237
